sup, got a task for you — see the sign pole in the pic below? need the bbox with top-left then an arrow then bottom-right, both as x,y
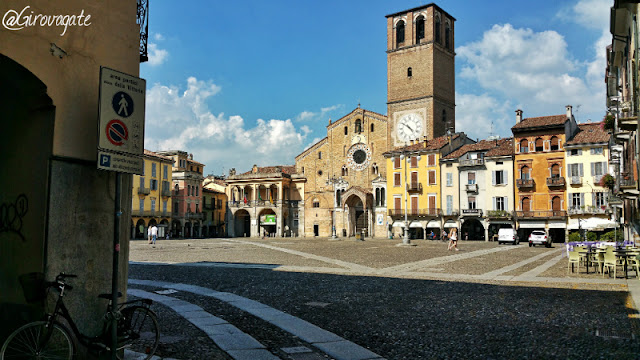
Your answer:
111,172 -> 121,360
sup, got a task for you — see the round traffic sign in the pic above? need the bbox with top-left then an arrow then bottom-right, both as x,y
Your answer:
112,91 -> 134,118
106,119 -> 128,146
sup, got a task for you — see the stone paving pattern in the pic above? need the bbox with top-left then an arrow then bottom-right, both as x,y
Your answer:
128,238 -> 640,359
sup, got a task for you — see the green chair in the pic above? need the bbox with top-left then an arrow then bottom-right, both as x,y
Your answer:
590,250 -> 605,274
603,247 -> 618,278
576,246 -> 588,266
568,249 -> 580,274
627,254 -> 640,279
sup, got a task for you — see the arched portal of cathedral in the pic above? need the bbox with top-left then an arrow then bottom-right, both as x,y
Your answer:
341,187 -> 374,238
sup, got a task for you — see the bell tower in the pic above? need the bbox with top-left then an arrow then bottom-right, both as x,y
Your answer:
386,4 -> 456,148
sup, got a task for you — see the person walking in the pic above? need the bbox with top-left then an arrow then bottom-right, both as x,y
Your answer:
151,225 -> 158,245
447,228 -> 459,251
147,226 -> 152,244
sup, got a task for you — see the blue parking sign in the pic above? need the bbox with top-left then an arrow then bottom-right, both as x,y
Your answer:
100,154 -> 111,167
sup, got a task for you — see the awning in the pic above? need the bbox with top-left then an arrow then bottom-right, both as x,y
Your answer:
426,220 -> 440,228
444,220 -> 457,228
548,221 -> 566,229
410,221 -> 424,228
488,221 -> 513,225
567,217 -> 616,231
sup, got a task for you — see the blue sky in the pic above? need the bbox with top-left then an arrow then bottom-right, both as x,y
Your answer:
141,0 -> 611,176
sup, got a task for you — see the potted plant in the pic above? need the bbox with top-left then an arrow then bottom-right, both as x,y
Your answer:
602,114 -> 615,132
600,174 -> 615,190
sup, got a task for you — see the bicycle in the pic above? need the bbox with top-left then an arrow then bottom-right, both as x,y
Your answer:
0,272 -> 159,360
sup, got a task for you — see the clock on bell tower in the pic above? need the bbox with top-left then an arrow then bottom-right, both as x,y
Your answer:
385,4 -> 456,148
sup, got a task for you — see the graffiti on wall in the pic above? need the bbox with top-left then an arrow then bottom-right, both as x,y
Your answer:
0,194 -> 28,241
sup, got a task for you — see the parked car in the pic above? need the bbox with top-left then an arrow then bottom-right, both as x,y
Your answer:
528,230 -> 552,247
497,228 -> 519,245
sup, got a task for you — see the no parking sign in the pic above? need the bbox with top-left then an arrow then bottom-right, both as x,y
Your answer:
97,67 -> 145,174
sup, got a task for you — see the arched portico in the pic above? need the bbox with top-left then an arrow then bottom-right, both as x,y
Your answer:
341,187 -> 374,238
233,209 -> 251,237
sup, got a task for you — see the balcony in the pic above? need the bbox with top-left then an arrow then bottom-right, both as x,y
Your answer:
406,183 -> 423,192
227,200 -> 297,208
516,179 -> 535,189
569,176 -> 582,185
459,158 -> 484,167
161,189 -> 171,197
487,210 -> 512,218
461,209 -> 482,217
185,212 -> 205,220
465,183 -> 478,192
619,116 -> 638,131
516,210 -> 567,219
546,177 -> 565,188
567,206 -> 609,215
138,187 -> 150,195
388,208 -> 441,218
132,210 -> 170,217
620,174 -> 638,189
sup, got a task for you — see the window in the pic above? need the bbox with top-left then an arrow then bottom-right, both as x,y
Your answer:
446,195 -> 453,215
380,188 -> 385,206
394,196 -> 402,211
535,138 -> 544,152
318,152 -> 322,159
445,21 -> 451,49
151,163 -> 157,177
551,196 -> 562,211
571,193 -> 583,209
520,166 -> 530,180
446,173 -> 453,187
410,156 -> 418,168
371,123 -> 374,132
140,177 -> 145,188
468,196 -> 476,210
313,199 -> 320,208
139,199 -> 144,212
372,163 -> 378,175
407,67 -> 412,77
435,14 -> 441,43
550,164 -> 560,178
467,172 -> 476,185
394,173 -> 401,186
174,202 -> 178,212
416,15 -> 425,41
496,161 -> 503,165
590,147 -> 603,155
342,165 -> 348,177
302,167 -> 305,174
163,165 -> 168,179
150,179 -> 158,190
493,170 -> 506,185
355,119 -> 362,133
550,136 -> 559,151
594,192 -> 607,207
591,162 -> 606,182
195,186 -> 199,196
428,170 -> 436,185
521,197 -> 531,211
174,183 -> 179,195
163,201 -> 167,213
394,157 -> 401,169
568,163 -> 583,177
442,109 -> 447,123
318,170 -> 323,176
520,139 -> 529,153
396,20 -> 405,44
195,204 -> 199,213
569,149 -> 582,156
494,197 -> 506,211
344,126 -> 348,135
427,154 -> 436,166
410,171 -> 418,186
375,188 -> 381,207
150,198 -> 156,212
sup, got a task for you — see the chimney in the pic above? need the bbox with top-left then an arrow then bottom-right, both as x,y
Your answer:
252,164 -> 258,173
566,105 -> 572,119
515,109 -> 523,124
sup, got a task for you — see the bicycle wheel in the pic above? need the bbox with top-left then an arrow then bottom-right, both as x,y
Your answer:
1,321 -> 74,360
117,306 -> 159,360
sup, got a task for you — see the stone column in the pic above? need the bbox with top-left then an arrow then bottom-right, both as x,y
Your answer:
484,224 -> 489,242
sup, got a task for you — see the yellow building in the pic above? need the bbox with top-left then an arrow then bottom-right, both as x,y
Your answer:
203,176 -> 228,237
512,107 -> 579,242
564,122 -> 615,235
383,133 -> 472,239
131,150 -> 174,239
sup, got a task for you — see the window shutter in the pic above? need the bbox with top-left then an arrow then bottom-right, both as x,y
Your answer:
529,142 -> 534,152
504,199 -> 508,212
543,140 -> 550,151
580,193 -> 584,206
591,192 -> 595,207
493,197 -> 497,210
590,163 -> 595,176
492,171 -> 496,186
561,199 -> 564,210
579,163 -> 584,176
504,171 -> 508,185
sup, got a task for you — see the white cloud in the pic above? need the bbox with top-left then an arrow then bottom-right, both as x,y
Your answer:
145,77 -> 311,174
295,104 -> 343,122
455,92 -> 513,141
153,33 -> 165,41
560,0 -> 611,30
147,43 -> 169,66
457,23 -> 603,122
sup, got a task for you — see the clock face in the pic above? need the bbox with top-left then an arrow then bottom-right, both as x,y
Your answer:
397,113 -> 423,142
347,143 -> 372,171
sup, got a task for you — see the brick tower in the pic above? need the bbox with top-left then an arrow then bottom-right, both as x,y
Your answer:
386,4 -> 456,148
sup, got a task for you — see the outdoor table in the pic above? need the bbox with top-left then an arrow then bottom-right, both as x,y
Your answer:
614,249 -> 635,279
578,248 -> 597,274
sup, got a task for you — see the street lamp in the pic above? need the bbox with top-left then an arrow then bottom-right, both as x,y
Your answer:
391,144 -> 420,246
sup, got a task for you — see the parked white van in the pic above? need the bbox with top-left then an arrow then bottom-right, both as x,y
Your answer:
497,228 -> 519,245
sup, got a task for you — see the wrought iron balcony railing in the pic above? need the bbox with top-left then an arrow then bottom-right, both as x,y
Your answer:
516,179 -> 534,189
161,189 -> 172,197
486,210 -> 512,218
516,210 -> 566,218
459,158 -> 484,167
546,177 -> 565,187
570,176 -> 582,185
407,183 -> 423,192
138,187 -> 150,195
388,208 -> 442,217
465,183 -> 478,192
